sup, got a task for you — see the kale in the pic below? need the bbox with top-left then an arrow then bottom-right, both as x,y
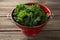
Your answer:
13,4 -> 48,26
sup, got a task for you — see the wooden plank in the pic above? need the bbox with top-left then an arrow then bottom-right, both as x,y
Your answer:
0,7 -> 14,16
48,0 -> 60,2
0,0 -> 60,7
0,31 -> 60,40
0,16 -> 60,30
0,0 -> 39,6
0,17 -> 20,30
0,0 -> 60,40
46,4 -> 60,9
0,1 -> 60,8
0,32 -> 26,40
0,2 -> 60,16
0,7 -> 60,16
0,0 -> 60,30
0,0 -> 47,5
0,1 -> 60,40
0,0 -> 38,2
31,31 -> 60,40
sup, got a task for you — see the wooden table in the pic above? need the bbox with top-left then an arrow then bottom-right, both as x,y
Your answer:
0,0 -> 60,40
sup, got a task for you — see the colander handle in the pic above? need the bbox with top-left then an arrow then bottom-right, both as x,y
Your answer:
7,13 -> 11,20
50,12 -> 55,19
47,11 -> 54,19
7,13 -> 14,23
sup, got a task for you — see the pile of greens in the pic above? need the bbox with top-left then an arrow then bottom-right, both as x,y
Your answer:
13,4 -> 48,26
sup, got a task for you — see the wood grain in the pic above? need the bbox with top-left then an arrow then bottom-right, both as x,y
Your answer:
0,0 -> 60,30
0,16 -> 60,30
0,32 -> 25,40
0,0 -> 60,40
0,7 -> 60,16
0,31 -> 60,40
0,3 -> 60,16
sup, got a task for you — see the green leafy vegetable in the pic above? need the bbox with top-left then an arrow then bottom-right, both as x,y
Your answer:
13,4 -> 48,26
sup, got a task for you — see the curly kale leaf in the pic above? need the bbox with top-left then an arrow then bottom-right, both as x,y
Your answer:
13,4 -> 48,26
